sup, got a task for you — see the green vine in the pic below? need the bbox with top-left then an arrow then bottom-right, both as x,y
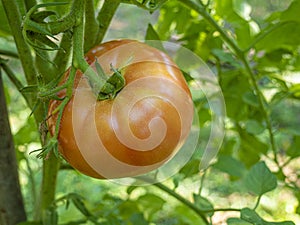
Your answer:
178,0 -> 280,169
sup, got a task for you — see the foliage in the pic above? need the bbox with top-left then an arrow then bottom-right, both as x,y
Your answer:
0,0 -> 299,225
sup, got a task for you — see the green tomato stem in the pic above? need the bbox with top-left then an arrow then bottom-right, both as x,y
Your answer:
0,49 -> 19,58
179,0 -> 280,167
1,0 -> 37,87
84,0 -> 99,53
139,176 -> 210,225
95,0 -> 122,44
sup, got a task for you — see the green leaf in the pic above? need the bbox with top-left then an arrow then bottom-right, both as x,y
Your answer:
193,194 -> 214,216
286,135 -> 300,158
212,49 -> 241,68
130,213 -> 148,225
241,208 -> 265,224
238,128 -> 268,167
227,217 -> 252,225
243,161 -> 277,196
238,129 -> 268,167
17,222 -> 42,225
245,120 -> 265,135
215,0 -> 255,49
145,24 -> 165,52
280,0 -> 300,23
0,1 -> 11,37
241,208 -> 295,225
126,186 -> 138,195
255,22 -> 300,51
173,205 -> 206,225
71,196 -> 92,218
118,200 -> 140,218
232,0 -> 251,21
179,158 -> 200,178
137,194 -> 166,220
213,154 -> 247,178
14,117 -> 39,145
156,1 -> 192,39
295,192 -> 300,215
145,23 -> 160,41
242,91 -> 260,107
220,69 -> 250,121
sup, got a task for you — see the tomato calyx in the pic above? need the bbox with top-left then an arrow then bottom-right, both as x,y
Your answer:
93,59 -> 126,101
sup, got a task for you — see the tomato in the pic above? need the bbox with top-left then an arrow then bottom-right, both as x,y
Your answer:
48,40 -> 194,179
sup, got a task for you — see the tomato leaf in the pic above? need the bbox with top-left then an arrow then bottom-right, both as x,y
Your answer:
213,154 -> 247,178
130,213 -> 148,225
0,1 -> 11,37
193,194 -> 214,216
145,23 -> 165,52
227,217 -> 252,225
145,23 -> 160,41
238,128 -> 268,167
137,194 -> 166,220
286,135 -> 300,158
241,208 -> 295,225
244,120 -> 265,135
280,0 -> 300,23
242,91 -> 260,107
243,161 -> 277,196
255,22 -> 300,51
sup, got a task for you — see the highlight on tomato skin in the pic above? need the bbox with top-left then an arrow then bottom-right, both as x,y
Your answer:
48,39 -> 194,179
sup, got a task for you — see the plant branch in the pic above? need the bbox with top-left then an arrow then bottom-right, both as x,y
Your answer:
0,49 -> 19,58
139,177 -> 209,224
154,182 -> 209,224
23,3 -> 77,36
0,60 -> 23,91
53,31 -> 72,75
240,56 -> 279,165
37,0 -> 88,220
1,0 -> 37,86
95,0 -> 121,44
179,0 -> 279,165
84,0 -> 99,52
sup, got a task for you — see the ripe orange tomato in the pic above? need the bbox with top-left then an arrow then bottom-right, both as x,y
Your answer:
48,40 -> 194,179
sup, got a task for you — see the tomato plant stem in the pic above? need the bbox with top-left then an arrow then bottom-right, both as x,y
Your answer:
253,195 -> 262,210
154,182 -> 209,224
1,0 -> 37,87
240,56 -> 279,166
25,0 -> 37,11
139,177 -> 209,224
95,0 -> 122,44
53,32 -> 72,75
0,49 -> 19,58
38,153 -> 60,220
84,0 -> 99,52
179,0 -> 280,167
0,61 -> 24,92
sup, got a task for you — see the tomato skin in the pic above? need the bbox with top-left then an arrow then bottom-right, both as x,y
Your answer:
48,40 -> 194,179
